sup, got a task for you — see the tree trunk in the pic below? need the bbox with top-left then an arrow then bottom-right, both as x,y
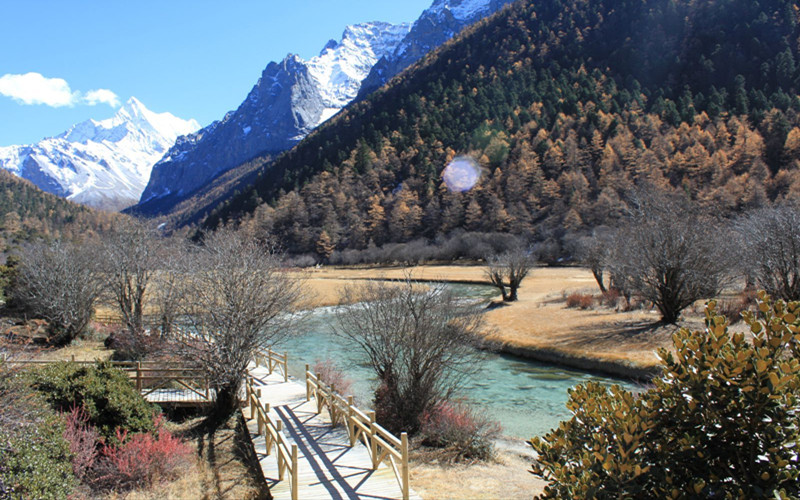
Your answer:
211,382 -> 241,423
592,268 -> 607,294
507,285 -> 518,302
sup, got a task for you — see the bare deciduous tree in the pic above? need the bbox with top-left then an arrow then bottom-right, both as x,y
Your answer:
12,240 -> 104,344
100,219 -> 160,336
147,237 -> 188,339
485,248 -> 536,301
607,193 -> 732,324
576,228 -> 616,294
334,277 -> 485,434
736,204 -> 800,301
177,228 -> 305,419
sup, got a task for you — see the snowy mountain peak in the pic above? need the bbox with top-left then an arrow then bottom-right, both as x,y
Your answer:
429,0 -> 495,21
0,98 -> 199,210
306,21 -> 411,109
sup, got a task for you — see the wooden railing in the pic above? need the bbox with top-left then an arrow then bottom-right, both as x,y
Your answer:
253,348 -> 288,382
245,376 -> 299,500
305,366 -> 410,500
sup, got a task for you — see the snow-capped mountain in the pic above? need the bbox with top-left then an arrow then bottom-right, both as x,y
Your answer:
135,22 -> 410,214
0,98 -> 200,211
133,0 -> 511,217
357,0 -> 514,99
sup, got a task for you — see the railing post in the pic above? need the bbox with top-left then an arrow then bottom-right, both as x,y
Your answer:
401,432 -> 410,500
369,411 -> 379,470
330,383 -> 337,424
70,354 -> 75,363
305,364 -> 311,401
316,373 -> 324,414
245,378 -> 252,411
136,361 -> 142,392
276,420 -> 285,479
283,352 -> 288,382
291,444 -> 299,500
347,395 -> 356,446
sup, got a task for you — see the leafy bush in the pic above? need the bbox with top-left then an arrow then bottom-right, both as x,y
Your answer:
30,361 -> 156,441
420,401 -> 501,462
0,415 -> 75,499
531,293 -> 800,498
90,415 -> 192,492
0,358 -> 76,499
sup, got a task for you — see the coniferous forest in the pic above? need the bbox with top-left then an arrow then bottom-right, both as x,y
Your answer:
192,0 -> 800,260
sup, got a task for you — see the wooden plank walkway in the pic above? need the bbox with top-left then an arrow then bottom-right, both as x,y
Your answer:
245,365 -> 422,500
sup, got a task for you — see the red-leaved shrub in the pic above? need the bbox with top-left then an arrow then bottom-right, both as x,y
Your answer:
62,405 -> 100,482
419,401 -> 500,461
91,415 -> 191,491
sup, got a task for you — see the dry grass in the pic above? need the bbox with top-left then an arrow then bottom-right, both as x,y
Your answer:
29,339 -> 114,362
410,448 -> 546,499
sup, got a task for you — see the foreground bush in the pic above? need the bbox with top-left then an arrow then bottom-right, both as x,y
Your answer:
0,360 -> 75,498
30,361 -> 155,440
0,416 -> 75,499
420,401 -> 500,461
531,292 -> 800,498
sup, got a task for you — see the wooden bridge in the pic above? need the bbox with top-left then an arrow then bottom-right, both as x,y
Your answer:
244,350 -> 421,500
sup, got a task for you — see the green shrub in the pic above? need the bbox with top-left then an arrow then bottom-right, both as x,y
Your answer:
0,414 -> 75,499
30,361 -> 156,441
531,292 -> 800,498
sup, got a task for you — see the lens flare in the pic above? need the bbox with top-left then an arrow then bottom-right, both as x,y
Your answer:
442,156 -> 481,192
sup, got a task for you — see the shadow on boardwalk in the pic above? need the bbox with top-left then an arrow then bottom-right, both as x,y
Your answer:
244,367 -> 420,500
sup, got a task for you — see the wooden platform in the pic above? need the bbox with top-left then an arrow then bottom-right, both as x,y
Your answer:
245,366 -> 422,500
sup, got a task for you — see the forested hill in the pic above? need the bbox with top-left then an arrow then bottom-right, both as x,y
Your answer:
203,0 -> 800,257
0,169 -> 118,250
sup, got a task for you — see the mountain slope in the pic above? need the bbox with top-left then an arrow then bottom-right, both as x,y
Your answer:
0,98 -> 199,211
133,22 -> 411,216
0,169 -> 119,250
200,0 -> 799,259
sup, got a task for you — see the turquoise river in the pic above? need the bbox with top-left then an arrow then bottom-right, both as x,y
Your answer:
277,283 -> 641,439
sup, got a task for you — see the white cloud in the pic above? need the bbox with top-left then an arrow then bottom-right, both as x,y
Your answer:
0,72 -> 77,107
0,72 -> 120,108
83,88 -> 120,107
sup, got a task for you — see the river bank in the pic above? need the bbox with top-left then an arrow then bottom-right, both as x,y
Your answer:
301,265 -> 675,381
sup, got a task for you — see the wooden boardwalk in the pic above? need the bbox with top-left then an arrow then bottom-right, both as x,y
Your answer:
245,365 -> 421,500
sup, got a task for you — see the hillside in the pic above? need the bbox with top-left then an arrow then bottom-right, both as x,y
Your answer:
198,0 -> 799,258
0,169 -> 118,250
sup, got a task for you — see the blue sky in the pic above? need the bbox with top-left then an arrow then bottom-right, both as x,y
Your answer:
0,0 -> 433,146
